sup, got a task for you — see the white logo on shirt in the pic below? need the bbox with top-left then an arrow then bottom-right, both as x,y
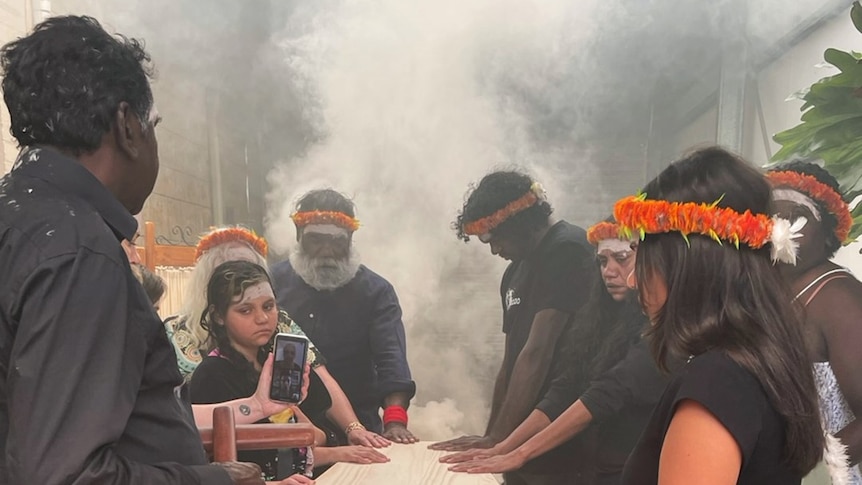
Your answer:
505,289 -> 521,310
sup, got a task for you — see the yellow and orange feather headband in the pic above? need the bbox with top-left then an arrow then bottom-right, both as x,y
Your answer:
291,210 -> 360,232
195,227 -> 268,261
612,193 -> 802,264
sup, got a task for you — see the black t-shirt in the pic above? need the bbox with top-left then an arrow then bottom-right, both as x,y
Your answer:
584,340 -> 670,477
621,351 -> 800,485
190,356 -> 279,477
499,220 -> 595,382
498,221 -> 597,476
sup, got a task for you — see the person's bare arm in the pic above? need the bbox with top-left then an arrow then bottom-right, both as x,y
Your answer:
441,409 -> 551,465
486,361 -> 509,434
318,365 -> 391,448
194,356 -> 310,428
313,446 -> 390,466
814,279 -> 862,465
486,308 -> 569,441
658,400 -> 741,485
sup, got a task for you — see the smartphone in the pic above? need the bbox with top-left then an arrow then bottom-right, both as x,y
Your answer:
270,333 -> 309,403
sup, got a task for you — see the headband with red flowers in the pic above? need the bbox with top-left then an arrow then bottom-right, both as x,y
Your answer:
463,182 -> 546,237
587,221 -> 625,246
766,170 -> 852,243
195,227 -> 268,261
291,210 -> 360,232
613,193 -> 803,265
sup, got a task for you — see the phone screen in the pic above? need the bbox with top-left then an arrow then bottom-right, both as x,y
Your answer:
270,333 -> 309,403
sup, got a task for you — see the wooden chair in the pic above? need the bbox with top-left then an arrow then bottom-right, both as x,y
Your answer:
198,406 -> 316,462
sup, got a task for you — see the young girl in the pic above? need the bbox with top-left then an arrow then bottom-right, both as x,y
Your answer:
189,260 -> 316,484
170,226 -> 388,450
618,147 -> 824,484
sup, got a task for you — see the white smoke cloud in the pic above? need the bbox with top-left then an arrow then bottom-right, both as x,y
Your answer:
264,0 -> 609,436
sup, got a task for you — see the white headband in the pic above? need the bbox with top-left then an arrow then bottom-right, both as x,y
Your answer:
224,244 -> 259,263
304,224 -> 350,237
597,239 -> 634,253
238,282 -> 275,305
773,189 -> 822,221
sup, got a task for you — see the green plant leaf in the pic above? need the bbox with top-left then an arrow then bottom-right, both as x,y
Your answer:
824,48 -> 862,76
771,3 -> 862,246
852,1 -> 862,34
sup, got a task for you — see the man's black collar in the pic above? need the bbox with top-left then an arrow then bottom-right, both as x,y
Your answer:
13,146 -> 137,241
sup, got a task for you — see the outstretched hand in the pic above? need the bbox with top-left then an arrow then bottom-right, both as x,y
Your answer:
448,452 -> 524,474
439,446 -> 500,464
336,445 -> 391,464
383,422 -> 418,444
427,435 -> 495,452
348,428 -> 391,448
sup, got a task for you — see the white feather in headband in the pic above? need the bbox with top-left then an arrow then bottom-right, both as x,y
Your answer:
823,432 -> 852,485
769,216 -> 806,265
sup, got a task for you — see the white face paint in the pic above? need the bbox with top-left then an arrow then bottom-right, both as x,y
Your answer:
236,282 -> 275,305
597,238 -> 633,253
223,243 -> 260,264
773,189 -> 822,221
303,224 -> 350,237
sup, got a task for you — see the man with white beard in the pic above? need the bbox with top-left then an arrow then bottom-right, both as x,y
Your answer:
271,189 -> 418,445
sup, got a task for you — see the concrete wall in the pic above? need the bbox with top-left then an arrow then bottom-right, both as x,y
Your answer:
0,0 -> 32,175
671,7 -> 862,276
0,2 -> 268,244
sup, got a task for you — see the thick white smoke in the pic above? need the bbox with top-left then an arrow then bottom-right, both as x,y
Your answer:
264,0 -> 606,438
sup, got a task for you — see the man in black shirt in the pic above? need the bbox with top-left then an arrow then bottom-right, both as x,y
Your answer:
0,16 -> 262,485
432,171 -> 597,484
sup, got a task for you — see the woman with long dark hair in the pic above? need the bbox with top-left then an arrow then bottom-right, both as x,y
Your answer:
618,147 -> 824,484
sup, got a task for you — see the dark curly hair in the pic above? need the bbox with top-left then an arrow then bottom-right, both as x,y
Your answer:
769,159 -> 844,257
201,260 -> 275,385
295,188 -> 356,217
454,170 -> 553,242
0,15 -> 154,154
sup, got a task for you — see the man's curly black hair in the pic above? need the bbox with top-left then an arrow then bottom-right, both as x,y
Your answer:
454,170 -> 553,242
769,159 -> 844,257
0,15 -> 154,154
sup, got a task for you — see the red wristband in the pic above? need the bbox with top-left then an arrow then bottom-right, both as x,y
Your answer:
383,405 -> 408,426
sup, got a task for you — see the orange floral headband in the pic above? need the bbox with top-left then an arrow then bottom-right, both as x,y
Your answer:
463,182 -> 545,236
587,221 -> 625,245
613,193 -> 802,264
291,210 -> 360,232
766,170 -> 852,243
195,227 -> 268,261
